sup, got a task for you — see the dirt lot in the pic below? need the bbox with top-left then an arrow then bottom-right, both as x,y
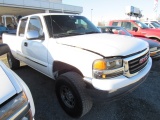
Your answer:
0,53 -> 160,120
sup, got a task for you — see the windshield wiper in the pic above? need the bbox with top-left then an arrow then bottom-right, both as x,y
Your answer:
85,31 -> 100,34
67,32 -> 84,35
54,32 -> 84,38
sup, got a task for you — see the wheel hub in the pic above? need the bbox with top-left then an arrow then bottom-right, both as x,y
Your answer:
60,85 -> 75,108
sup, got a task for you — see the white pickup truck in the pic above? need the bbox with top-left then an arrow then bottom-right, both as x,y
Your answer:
0,44 -> 35,119
3,13 -> 152,118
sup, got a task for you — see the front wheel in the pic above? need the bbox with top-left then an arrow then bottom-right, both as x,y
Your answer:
55,72 -> 92,118
7,52 -> 20,69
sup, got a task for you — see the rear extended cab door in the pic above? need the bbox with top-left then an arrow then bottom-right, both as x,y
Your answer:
19,16 -> 50,77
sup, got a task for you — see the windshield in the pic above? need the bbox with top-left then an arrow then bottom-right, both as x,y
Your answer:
44,15 -> 100,38
151,21 -> 160,25
151,22 -> 160,28
134,20 -> 149,29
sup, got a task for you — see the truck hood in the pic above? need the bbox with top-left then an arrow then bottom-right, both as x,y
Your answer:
0,61 -> 22,104
56,33 -> 148,57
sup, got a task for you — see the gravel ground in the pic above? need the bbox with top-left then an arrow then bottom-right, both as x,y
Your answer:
0,52 -> 160,120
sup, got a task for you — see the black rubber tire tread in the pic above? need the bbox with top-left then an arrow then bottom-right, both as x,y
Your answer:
7,51 -> 20,70
55,72 -> 92,118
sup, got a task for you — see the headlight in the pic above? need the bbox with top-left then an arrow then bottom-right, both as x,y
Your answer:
150,47 -> 157,52
150,47 -> 158,56
0,92 -> 33,120
93,58 -> 124,79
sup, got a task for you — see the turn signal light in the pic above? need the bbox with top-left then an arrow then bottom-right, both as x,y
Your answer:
93,60 -> 106,70
150,52 -> 157,56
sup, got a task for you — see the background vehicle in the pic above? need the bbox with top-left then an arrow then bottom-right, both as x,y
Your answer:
109,20 -> 160,41
3,13 -> 152,118
143,21 -> 160,29
0,15 -> 17,29
98,26 -> 160,60
0,25 -> 8,38
0,15 -> 18,37
0,25 -> 16,38
0,44 -> 35,120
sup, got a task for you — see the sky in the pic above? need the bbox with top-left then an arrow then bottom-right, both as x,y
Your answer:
62,0 -> 160,25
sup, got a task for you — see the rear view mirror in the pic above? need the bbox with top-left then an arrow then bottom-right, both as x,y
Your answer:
0,44 -> 10,56
132,27 -> 138,32
26,30 -> 44,40
26,30 -> 40,40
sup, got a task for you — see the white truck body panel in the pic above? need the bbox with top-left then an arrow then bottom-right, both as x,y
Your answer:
0,65 -> 16,104
56,33 -> 148,56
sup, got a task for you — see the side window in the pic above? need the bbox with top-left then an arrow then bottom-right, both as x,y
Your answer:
122,22 -> 131,30
18,18 -> 28,37
27,17 -> 43,36
122,22 -> 136,30
112,22 -> 118,26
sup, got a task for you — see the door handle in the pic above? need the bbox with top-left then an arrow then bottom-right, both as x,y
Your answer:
24,42 -> 28,47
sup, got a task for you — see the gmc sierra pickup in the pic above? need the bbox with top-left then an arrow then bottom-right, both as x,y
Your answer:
3,13 -> 152,118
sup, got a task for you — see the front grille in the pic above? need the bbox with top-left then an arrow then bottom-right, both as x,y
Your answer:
128,51 -> 149,74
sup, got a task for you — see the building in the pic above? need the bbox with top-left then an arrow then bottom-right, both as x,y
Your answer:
0,0 -> 83,16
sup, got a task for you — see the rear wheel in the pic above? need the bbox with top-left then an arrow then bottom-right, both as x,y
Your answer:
55,72 -> 92,118
7,52 -> 20,69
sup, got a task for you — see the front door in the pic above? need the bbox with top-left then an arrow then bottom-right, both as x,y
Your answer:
22,16 -> 49,76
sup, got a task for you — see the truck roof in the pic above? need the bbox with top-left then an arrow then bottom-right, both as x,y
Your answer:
110,20 -> 137,22
21,13 -> 81,18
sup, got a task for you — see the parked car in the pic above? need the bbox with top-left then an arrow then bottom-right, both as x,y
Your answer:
143,21 -> 160,29
0,44 -> 35,119
0,25 -> 16,38
98,26 -> 160,60
0,25 -> 8,38
109,20 -> 160,41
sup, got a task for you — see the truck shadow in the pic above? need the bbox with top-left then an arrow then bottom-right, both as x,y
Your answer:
13,66 -> 72,120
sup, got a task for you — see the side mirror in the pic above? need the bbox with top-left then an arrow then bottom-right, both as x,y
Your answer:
132,27 -> 138,32
26,30 -> 44,40
0,44 -> 10,56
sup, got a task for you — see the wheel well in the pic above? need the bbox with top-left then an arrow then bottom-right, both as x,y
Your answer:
52,61 -> 83,78
148,37 -> 160,41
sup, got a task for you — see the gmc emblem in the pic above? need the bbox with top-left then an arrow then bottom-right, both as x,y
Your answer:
139,55 -> 148,64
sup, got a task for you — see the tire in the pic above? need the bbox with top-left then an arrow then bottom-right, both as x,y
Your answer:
7,52 -> 20,70
55,72 -> 92,118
